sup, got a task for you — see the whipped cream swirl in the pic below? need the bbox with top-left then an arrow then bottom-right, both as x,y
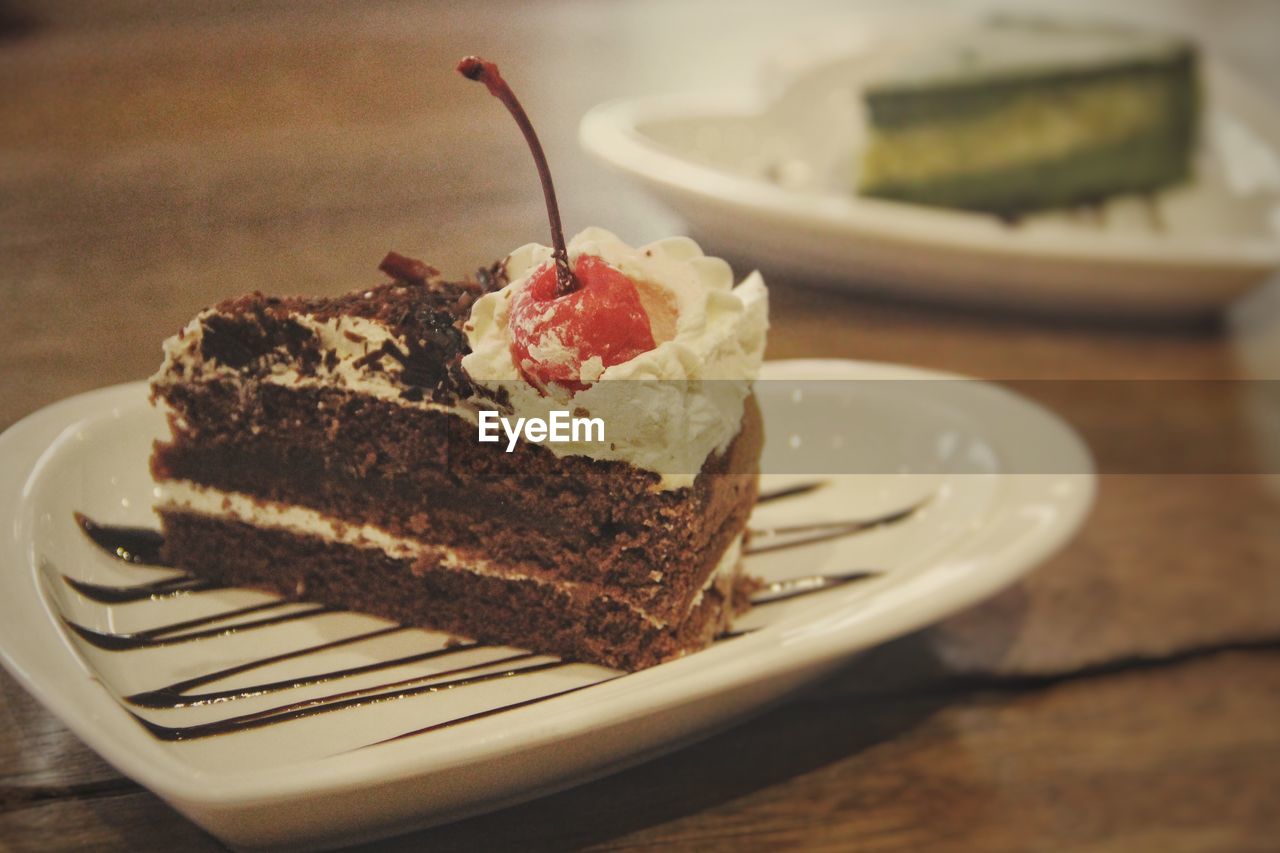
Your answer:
462,228 -> 768,489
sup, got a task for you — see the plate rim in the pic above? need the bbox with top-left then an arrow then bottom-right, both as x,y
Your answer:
0,360 -> 1096,812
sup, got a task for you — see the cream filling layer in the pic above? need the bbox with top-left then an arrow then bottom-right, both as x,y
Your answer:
155,480 -> 742,629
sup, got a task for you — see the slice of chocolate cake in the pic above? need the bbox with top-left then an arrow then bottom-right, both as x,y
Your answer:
152,57 -> 768,670
150,228 -> 768,670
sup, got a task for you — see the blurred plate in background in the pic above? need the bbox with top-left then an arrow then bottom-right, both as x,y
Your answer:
580,26 -> 1280,317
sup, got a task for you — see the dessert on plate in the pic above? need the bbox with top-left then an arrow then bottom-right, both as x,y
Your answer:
148,58 -> 768,671
856,17 -> 1200,215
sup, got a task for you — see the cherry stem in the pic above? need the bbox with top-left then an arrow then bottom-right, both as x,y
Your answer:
457,56 -> 577,296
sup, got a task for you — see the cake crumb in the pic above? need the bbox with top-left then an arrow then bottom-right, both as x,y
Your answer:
733,573 -> 764,614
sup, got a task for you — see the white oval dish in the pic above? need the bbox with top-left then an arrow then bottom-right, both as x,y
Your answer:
0,360 -> 1094,849
579,36 -> 1280,316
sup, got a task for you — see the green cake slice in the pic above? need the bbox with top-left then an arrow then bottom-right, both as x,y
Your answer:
856,18 -> 1200,216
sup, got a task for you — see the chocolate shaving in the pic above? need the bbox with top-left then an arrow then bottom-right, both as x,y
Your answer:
475,260 -> 507,294
379,252 -> 439,285
193,253 -> 497,404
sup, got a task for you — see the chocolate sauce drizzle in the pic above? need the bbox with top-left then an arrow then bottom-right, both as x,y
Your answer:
74,512 -> 164,565
360,678 -> 620,749
64,601 -> 332,651
125,624 -> 412,709
59,480 -> 921,748
746,496 -> 928,556
756,482 -> 828,505
63,574 -> 221,604
749,571 -> 878,606
135,655 -> 559,742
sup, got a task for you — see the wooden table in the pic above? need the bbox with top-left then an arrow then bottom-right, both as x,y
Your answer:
3,1 -> 1278,849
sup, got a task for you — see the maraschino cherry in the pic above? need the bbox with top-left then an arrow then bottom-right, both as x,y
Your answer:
457,57 -> 658,393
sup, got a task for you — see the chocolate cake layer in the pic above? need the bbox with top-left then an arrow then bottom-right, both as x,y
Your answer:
152,382 -> 762,620
158,511 -> 747,671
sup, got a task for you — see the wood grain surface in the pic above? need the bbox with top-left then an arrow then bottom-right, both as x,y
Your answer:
2,1 -> 1278,850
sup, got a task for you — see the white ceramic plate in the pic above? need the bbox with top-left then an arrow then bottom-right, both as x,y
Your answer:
0,360 -> 1094,850
579,31 -> 1280,316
